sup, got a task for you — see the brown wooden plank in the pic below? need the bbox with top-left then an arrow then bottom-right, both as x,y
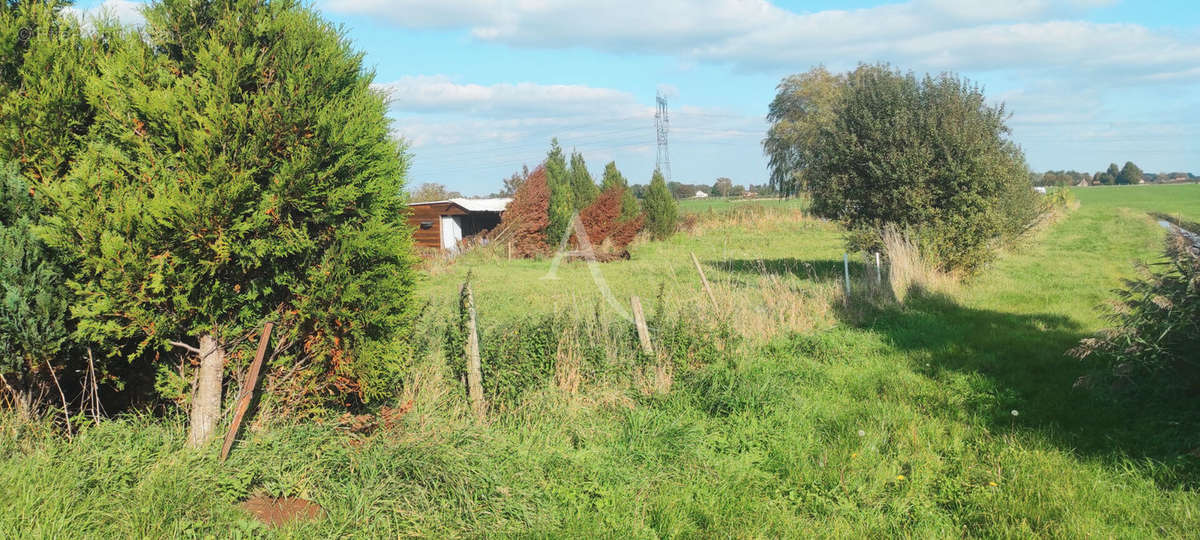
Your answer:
219,322 -> 274,462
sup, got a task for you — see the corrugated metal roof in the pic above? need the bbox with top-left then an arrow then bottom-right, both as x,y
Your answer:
409,198 -> 511,212
450,198 -> 511,212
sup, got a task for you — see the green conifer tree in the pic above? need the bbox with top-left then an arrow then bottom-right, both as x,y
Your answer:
643,169 -> 678,240
0,0 -> 97,184
544,139 -> 574,247
39,0 -> 417,442
0,0 -> 97,417
601,161 -> 639,220
0,163 -> 71,417
568,150 -> 598,209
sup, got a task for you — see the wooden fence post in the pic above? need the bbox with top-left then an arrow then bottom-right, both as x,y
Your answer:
843,253 -> 851,296
631,296 -> 654,356
462,282 -> 486,419
690,252 -> 718,309
875,252 -> 882,286
220,322 -> 274,462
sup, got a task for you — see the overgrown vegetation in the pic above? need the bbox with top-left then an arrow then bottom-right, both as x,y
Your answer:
1072,220 -> 1200,395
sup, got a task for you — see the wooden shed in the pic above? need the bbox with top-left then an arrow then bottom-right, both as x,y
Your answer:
408,198 -> 511,251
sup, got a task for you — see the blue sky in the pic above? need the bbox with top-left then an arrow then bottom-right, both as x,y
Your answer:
75,0 -> 1200,195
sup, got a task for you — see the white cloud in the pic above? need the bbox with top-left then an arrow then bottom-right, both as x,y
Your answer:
380,76 -> 761,153
325,0 -> 1200,83
63,0 -> 145,27
373,75 -> 651,118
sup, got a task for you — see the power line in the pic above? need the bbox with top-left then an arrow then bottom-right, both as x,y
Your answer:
655,91 -> 671,182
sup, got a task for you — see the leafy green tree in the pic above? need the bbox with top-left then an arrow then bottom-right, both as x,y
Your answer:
0,164 -> 71,417
544,139 -> 574,246
1095,163 -> 1120,185
806,64 -> 1036,273
499,165 -> 529,197
39,0 -> 418,444
763,66 -> 844,197
642,169 -> 677,240
1117,161 -> 1144,185
601,161 -> 639,220
713,177 -> 733,197
409,182 -> 462,202
568,150 -> 598,209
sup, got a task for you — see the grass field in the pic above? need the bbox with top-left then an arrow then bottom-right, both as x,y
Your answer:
2,184 -> 1198,537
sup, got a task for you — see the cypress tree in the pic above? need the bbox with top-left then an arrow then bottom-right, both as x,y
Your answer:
0,163 -> 71,417
568,150 -> 598,208
0,0 -> 97,184
544,138 -> 574,247
39,0 -> 417,441
643,169 -> 678,240
601,161 -> 639,220
0,0 -> 96,416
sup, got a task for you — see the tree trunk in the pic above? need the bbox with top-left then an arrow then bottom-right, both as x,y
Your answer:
186,334 -> 224,449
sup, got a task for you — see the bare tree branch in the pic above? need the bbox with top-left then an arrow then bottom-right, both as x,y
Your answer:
169,340 -> 201,354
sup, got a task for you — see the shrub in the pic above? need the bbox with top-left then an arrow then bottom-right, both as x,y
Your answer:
643,169 -> 678,240
769,64 -> 1037,274
1071,225 -> 1200,393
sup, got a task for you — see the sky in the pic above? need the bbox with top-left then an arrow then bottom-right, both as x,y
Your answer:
73,0 -> 1200,196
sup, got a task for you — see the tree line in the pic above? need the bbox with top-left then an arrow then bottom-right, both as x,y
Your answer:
495,139 -> 678,257
1034,163 -> 1197,187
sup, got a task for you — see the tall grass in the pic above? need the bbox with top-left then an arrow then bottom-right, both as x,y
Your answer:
881,228 -> 957,304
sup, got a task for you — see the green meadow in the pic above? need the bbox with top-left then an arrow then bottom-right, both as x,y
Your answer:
2,184 -> 1198,537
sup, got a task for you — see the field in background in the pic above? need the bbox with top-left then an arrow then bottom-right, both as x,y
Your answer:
676,196 -> 807,214
3,184 -> 1199,536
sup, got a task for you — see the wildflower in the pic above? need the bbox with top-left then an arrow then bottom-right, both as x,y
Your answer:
896,475 -> 905,481
988,481 -> 998,487
857,430 -> 866,437
851,453 -> 858,458
1011,410 -> 1019,417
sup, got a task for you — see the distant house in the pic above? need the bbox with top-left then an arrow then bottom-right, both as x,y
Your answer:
1034,186 -> 1047,194
693,190 -> 709,198
408,198 -> 511,251
1076,179 -> 1089,187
